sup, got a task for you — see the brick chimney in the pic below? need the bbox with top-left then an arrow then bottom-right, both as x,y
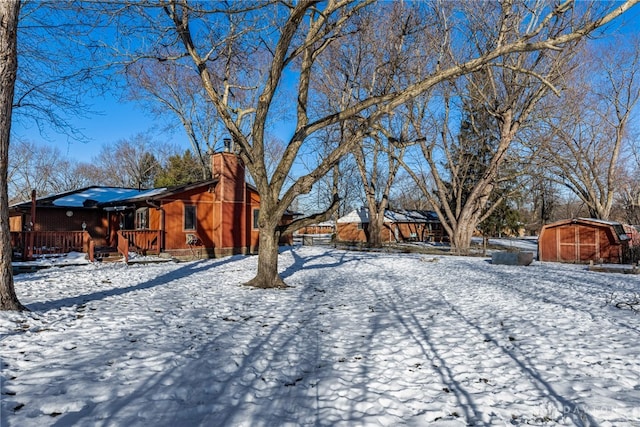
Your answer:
211,145 -> 248,255
211,150 -> 245,203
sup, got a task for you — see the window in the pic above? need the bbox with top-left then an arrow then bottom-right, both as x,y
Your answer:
357,223 -> 364,230
184,205 -> 197,230
135,208 -> 149,230
253,209 -> 260,229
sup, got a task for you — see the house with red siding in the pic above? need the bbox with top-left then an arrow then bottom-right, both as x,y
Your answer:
10,152 -> 291,261
336,207 -> 445,244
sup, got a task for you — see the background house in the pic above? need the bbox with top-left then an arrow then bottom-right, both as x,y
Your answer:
295,220 -> 335,236
336,208 -> 444,244
538,218 -> 631,264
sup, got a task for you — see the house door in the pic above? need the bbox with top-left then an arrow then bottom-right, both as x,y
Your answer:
123,211 -> 135,230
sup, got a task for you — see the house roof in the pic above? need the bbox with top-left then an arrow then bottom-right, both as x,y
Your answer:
385,209 -> 440,223
11,179 -> 261,212
337,208 -> 379,224
337,208 -> 440,224
10,186 -> 165,210
97,179 -> 219,207
312,220 -> 335,227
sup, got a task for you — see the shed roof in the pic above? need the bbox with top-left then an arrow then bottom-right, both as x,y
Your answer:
541,218 -> 629,242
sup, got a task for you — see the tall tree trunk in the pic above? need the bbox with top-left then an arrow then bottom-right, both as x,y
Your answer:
368,213 -> 383,248
0,0 -> 25,310
244,208 -> 286,289
450,222 -> 475,255
366,196 -> 387,248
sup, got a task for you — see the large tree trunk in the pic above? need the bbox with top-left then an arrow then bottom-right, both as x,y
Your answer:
367,218 -> 382,248
367,208 -> 385,248
245,213 -> 287,289
0,0 -> 25,311
449,223 -> 475,255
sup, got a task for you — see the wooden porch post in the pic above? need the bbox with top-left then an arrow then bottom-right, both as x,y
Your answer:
27,189 -> 36,260
160,208 -> 165,252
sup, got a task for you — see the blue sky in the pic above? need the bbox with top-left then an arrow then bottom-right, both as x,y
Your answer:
11,2 -> 640,164
14,94 -> 175,162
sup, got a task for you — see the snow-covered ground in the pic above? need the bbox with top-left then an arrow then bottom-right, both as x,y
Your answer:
12,252 -> 91,268
468,237 -> 539,258
1,246 -> 639,426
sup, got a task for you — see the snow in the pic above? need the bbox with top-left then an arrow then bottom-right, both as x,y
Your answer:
336,208 -> 378,224
12,252 -> 91,268
471,237 -> 539,257
2,246 -> 640,426
336,208 -> 439,224
51,187 -> 166,208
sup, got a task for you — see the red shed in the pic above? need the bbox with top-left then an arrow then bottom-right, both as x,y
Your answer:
538,218 -> 630,264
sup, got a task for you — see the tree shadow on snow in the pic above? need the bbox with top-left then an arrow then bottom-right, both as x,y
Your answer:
48,274 -> 332,427
25,256 -> 243,312
47,248 -> 389,427
279,246 -> 367,280
440,296 -> 600,426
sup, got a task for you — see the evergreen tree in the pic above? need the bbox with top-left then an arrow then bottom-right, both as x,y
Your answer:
446,76 -> 501,217
155,150 -> 207,187
448,74 -> 521,240
478,200 -> 522,238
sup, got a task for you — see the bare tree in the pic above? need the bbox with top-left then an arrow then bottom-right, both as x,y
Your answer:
352,127 -> 410,247
88,134 -> 170,189
338,3 -> 430,248
526,173 -> 561,231
295,128 -> 360,219
131,0 -> 638,287
390,172 -> 434,211
13,2 -> 109,140
401,38 -> 578,253
125,60 -> 222,179
1,0 -> 128,310
7,139 -> 84,203
541,35 -> 640,220
617,141 -> 640,224
0,0 -> 25,310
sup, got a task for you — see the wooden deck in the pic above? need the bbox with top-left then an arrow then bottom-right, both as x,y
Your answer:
11,230 -> 162,264
11,231 -> 95,262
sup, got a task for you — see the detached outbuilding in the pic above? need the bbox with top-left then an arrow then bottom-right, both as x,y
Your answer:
538,218 -> 630,264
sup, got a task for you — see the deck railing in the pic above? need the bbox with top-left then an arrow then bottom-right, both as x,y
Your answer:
12,231 -> 95,262
117,230 -> 161,263
10,229 -> 160,264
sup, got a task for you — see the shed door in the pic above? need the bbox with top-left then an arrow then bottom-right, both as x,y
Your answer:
558,226 -> 577,262
557,224 -> 599,263
578,225 -> 598,261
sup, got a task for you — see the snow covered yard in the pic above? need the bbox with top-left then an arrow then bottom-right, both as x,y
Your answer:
1,246 -> 639,426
